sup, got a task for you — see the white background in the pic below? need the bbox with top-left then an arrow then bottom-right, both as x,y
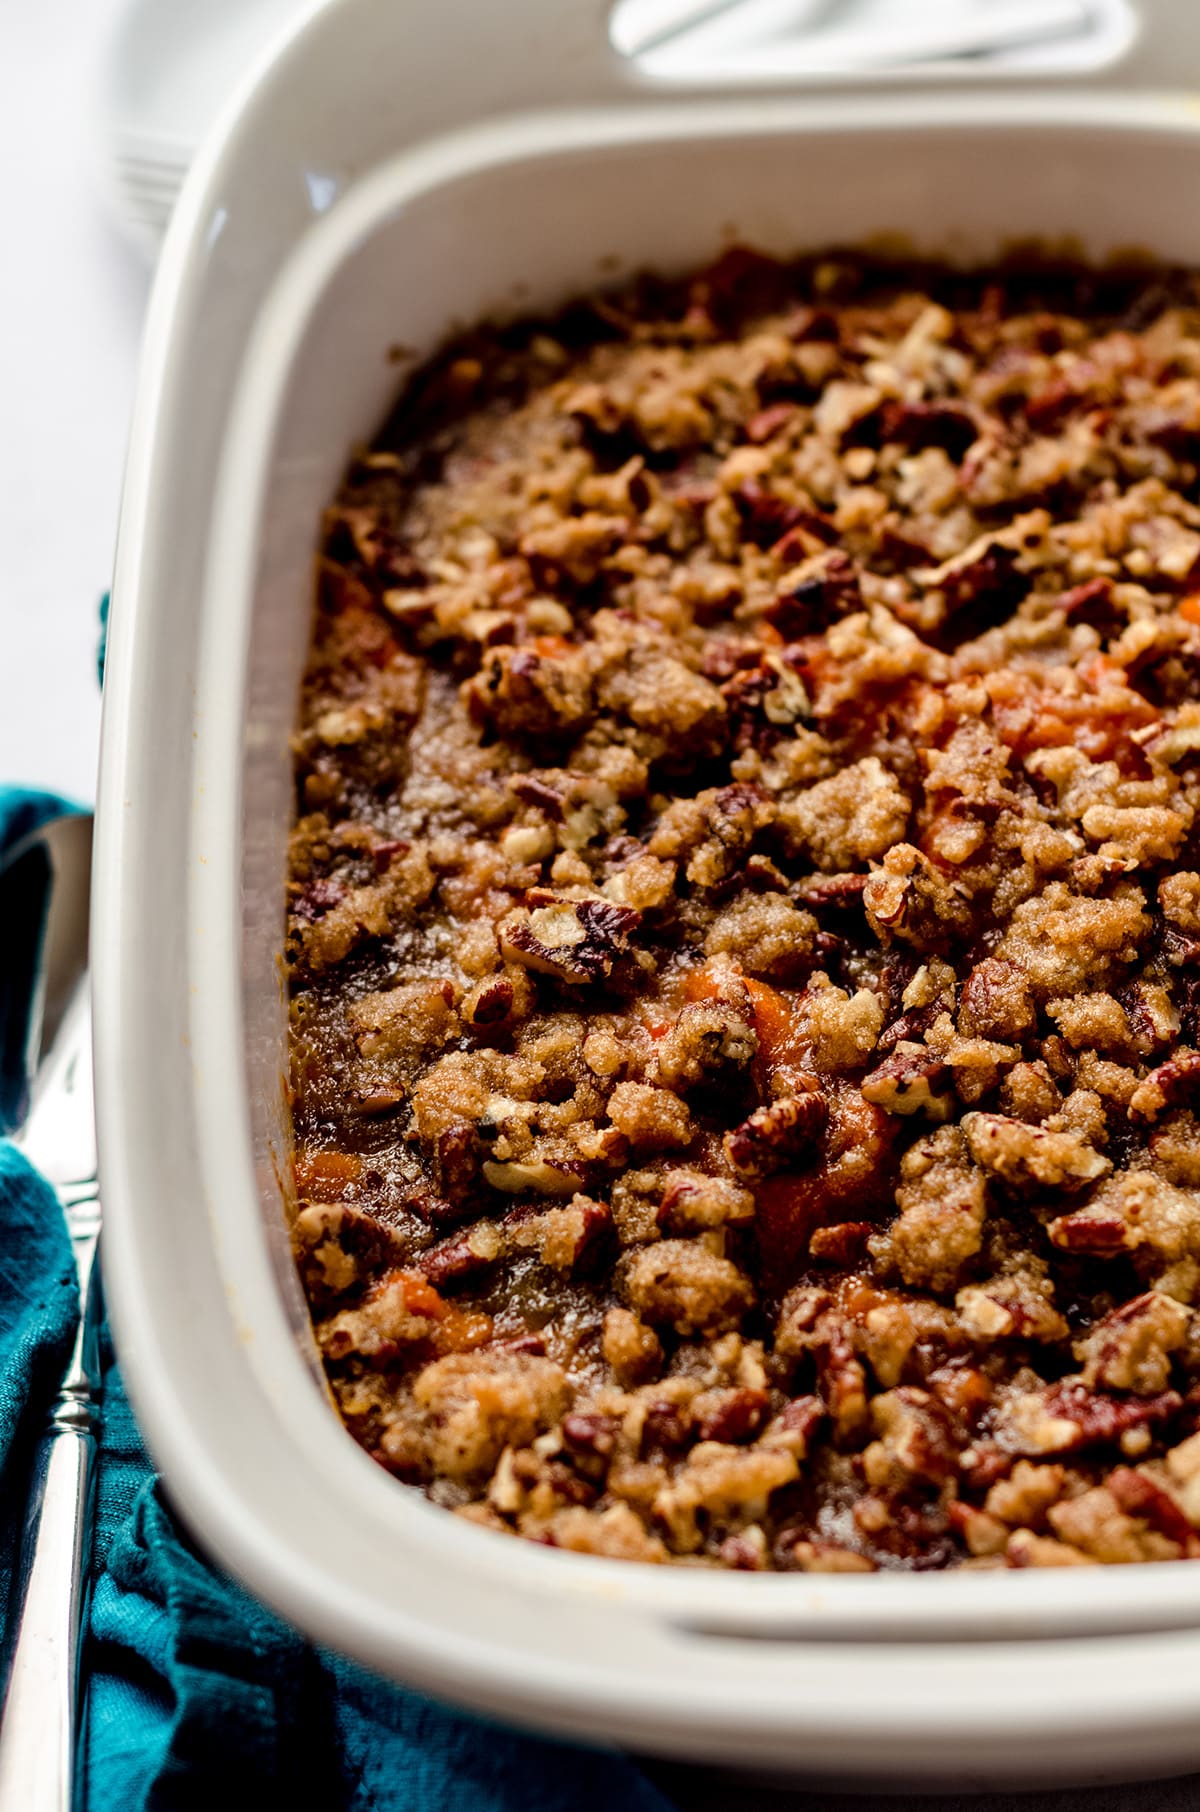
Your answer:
4,3 -> 1200,1807
0,0 -> 147,803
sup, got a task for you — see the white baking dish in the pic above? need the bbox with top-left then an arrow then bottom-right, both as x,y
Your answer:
94,0 -> 1200,1783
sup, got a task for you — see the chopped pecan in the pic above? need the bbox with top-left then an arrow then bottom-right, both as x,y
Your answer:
880,398 -> 978,460
421,1221 -> 505,1291
936,539 -> 1028,626
509,773 -> 566,819
495,1331 -> 547,1356
1108,1466 -> 1196,1546
499,894 -> 641,984
956,1273 -> 1068,1346
795,872 -> 869,913
293,1200 -> 404,1310
658,1171 -> 755,1232
1006,1531 -> 1094,1569
1118,981 -> 1179,1057
685,781 -> 775,886
406,1187 -> 469,1230
506,1196 -> 613,1272
1046,1208 -> 1133,1254
655,999 -> 758,1092
863,1387 -> 959,1488
641,1399 -> 691,1455
928,1364 -> 993,1425
947,1500 -> 1009,1558
1002,1383 -> 1182,1456
875,1005 -> 940,1055
779,1539 -> 876,1574
482,1156 -> 584,1197
742,853 -> 791,893
735,480 -> 807,547
719,658 -> 779,733
462,974 -> 514,1027
744,402 -> 799,444
701,637 -> 762,684
1055,574 -> 1116,626
761,1395 -> 826,1460
958,958 -> 1035,1042
959,1442 -> 1015,1493
864,844 -> 972,948
817,1338 -> 870,1441
602,1307 -> 663,1386
693,1387 -> 769,1444
291,876 -> 346,921
961,1111 -> 1109,1192
351,1087 -> 406,1118
1129,1050 -> 1200,1124
1047,1484 -> 1185,1563
724,1088 -> 828,1179
1077,1291 -> 1190,1396
766,550 -> 862,638
775,1283 -> 832,1354
719,1530 -> 769,1570
561,1410 -> 621,1462
808,1221 -> 873,1265
466,641 -> 593,739
436,1122 -> 485,1205
861,1048 -> 953,1120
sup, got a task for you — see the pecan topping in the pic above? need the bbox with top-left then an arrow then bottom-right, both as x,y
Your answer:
289,249 -> 1200,1573
509,773 -> 566,819
724,1088 -> 828,1179
655,999 -> 757,1092
1108,1467 -> 1196,1546
1000,1384 -> 1182,1457
958,958 -> 1035,1042
462,974 -> 514,1026
693,1387 -> 769,1444
880,398 -> 979,460
1077,1291 -> 1190,1396
766,549 -> 862,638
1129,1050 -> 1200,1124
421,1222 -> 504,1291
961,1112 -> 1109,1192
795,872 -> 869,912
1047,1209 -> 1134,1255
808,1221 -> 873,1265
561,1410 -> 621,1461
499,894 -> 641,984
436,1122 -> 485,1205
861,1049 -> 953,1120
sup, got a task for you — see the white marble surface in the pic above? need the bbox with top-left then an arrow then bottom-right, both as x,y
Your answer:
3,3 -> 1200,1805
1,0 -> 147,803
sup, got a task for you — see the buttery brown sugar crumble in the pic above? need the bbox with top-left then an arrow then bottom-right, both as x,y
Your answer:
287,250 -> 1200,1571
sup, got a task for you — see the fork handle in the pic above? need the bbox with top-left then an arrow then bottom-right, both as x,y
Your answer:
0,1223 -> 100,1812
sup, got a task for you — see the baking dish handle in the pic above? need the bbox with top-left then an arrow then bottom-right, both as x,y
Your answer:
453,0 -> 1200,104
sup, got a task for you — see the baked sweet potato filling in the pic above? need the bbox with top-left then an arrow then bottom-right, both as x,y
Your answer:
287,251 -> 1200,1569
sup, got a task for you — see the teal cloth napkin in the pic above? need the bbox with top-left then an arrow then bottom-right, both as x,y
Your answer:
0,785 -> 675,1812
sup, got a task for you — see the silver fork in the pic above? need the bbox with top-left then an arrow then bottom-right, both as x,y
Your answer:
0,815 -> 99,1812
110,135 -> 191,240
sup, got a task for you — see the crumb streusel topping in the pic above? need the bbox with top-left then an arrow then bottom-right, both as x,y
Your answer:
287,252 -> 1200,1570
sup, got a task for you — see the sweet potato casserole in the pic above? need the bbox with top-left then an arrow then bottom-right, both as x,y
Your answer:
287,251 -> 1200,1571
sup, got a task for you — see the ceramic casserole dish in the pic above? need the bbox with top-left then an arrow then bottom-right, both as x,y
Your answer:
94,0 -> 1200,1784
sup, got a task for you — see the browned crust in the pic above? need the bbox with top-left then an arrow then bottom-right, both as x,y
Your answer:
286,248 -> 1200,1570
